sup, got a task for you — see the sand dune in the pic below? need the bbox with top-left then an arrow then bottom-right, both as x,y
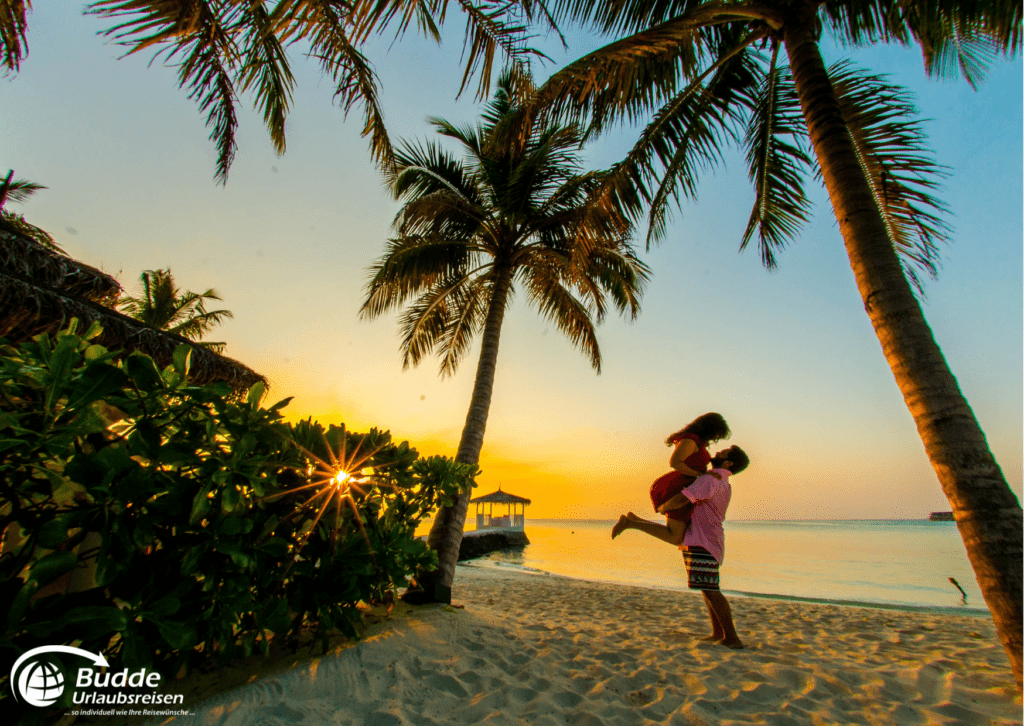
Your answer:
174,564 -> 1020,725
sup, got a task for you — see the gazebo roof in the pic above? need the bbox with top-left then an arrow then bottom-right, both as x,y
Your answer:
469,488 -> 531,505
0,226 -> 266,390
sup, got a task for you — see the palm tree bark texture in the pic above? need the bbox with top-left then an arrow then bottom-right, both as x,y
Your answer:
361,72 -> 648,606
781,0 -> 1022,687
417,263 -> 515,604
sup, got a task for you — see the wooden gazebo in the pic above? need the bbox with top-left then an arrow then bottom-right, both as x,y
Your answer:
470,486 -> 531,531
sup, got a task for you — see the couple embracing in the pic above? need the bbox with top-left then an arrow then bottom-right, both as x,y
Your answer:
612,413 -> 748,649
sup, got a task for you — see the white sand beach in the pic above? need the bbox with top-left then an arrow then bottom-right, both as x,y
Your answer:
164,564 -> 1020,725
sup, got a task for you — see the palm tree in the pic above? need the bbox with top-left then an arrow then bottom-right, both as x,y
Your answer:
534,0 -> 1022,687
1,1 -> 558,182
360,72 -> 650,603
0,169 -> 56,248
118,269 -> 233,353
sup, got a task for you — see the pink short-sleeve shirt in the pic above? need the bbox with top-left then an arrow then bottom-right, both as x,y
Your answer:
681,469 -> 732,565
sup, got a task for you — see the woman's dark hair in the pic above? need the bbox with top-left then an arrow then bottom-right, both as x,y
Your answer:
666,412 -> 730,446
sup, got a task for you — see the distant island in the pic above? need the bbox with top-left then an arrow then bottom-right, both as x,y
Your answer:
929,511 -> 955,521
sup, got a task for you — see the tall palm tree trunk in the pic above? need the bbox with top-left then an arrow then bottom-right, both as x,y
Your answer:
417,263 -> 515,603
782,0 -> 1022,690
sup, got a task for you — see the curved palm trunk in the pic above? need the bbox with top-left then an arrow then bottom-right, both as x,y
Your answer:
415,263 -> 515,603
783,0 -> 1022,690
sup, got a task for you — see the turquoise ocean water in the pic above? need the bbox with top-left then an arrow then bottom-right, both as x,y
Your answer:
467,519 -> 987,612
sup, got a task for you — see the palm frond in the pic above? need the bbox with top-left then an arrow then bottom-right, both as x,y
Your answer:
168,306 -> 233,341
0,0 -> 30,75
366,68 -> 646,380
348,0 -> 555,102
453,0 -> 551,100
520,262 -> 602,371
437,276 -> 488,377
741,49 -> 815,269
118,268 -> 233,342
580,242 -> 650,321
88,1 -> 242,184
238,1 -> 295,155
821,0 -> 1020,81
532,12 -> 704,132
828,60 -> 952,291
395,195 -> 492,242
0,174 -> 45,208
640,42 -> 763,248
397,271 -> 479,370
390,138 -> 481,203
918,22 -> 1002,90
288,1 -> 395,169
361,236 -> 484,317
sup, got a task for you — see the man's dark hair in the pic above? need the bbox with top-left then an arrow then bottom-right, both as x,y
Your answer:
722,445 -> 749,474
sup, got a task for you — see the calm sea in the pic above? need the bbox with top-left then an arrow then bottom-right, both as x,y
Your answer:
466,519 -> 988,612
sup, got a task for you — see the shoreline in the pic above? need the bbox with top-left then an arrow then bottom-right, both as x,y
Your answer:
464,560 -> 992,616
149,562 -> 1019,725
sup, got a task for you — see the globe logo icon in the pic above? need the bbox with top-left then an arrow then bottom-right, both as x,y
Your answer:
17,660 -> 65,707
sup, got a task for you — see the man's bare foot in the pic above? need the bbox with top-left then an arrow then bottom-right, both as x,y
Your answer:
698,634 -> 722,642
611,515 -> 630,539
719,637 -> 745,649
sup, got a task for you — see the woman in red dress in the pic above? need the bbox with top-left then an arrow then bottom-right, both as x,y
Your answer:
611,412 -> 730,544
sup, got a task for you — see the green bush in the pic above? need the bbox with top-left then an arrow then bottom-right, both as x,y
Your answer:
0,321 -> 475,721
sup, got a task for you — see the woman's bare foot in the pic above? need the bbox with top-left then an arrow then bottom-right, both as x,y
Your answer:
719,637 -> 745,649
611,515 -> 631,539
698,634 -> 721,642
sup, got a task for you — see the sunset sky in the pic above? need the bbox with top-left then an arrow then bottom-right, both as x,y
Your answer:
5,6 -> 1021,520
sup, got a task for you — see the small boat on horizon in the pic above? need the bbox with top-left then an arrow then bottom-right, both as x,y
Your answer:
929,511 -> 955,521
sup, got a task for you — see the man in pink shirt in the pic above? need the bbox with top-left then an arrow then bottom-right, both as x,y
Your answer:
656,445 -> 749,649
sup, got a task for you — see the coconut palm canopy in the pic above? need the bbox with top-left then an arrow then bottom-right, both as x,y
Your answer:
360,71 -> 650,603
0,1 -> 560,183
0,226 -> 264,389
530,0 -> 1022,689
118,268 -> 234,353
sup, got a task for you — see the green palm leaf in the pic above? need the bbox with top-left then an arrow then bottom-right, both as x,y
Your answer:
238,1 -> 295,156
361,235 -> 483,316
741,51 -> 815,269
820,0 -> 1019,88
362,67 -> 647,378
1,0 -> 30,74
89,1 -> 243,184
0,174 -> 45,207
118,268 -> 234,344
828,60 -> 952,291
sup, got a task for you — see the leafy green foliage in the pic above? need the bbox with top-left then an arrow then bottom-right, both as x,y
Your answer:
117,268 -> 234,352
0,321 -> 474,722
361,70 -> 650,378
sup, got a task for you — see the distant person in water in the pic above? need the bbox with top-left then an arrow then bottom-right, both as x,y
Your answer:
614,445 -> 751,649
611,413 -> 730,545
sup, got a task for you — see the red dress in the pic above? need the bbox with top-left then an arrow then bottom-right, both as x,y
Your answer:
649,433 -> 710,521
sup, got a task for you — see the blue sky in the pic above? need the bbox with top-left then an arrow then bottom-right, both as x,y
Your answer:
3,5 -> 1021,519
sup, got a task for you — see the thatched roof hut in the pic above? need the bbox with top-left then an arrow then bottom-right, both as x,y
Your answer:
0,225 -> 265,390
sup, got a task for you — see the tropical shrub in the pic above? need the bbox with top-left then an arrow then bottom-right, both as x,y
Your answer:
0,321 -> 475,721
